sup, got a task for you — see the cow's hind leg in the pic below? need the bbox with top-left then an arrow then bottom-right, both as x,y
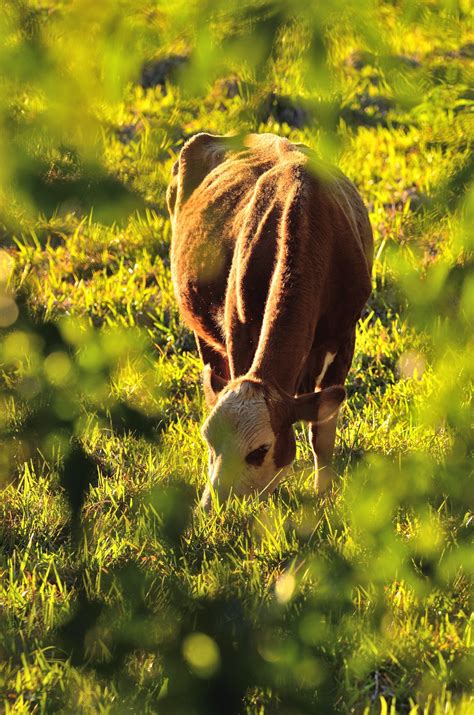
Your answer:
310,331 -> 355,494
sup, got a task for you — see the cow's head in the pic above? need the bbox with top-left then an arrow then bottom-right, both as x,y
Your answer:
199,367 -> 345,511
166,132 -> 241,219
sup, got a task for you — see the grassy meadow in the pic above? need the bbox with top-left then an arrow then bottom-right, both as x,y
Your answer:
0,1 -> 473,713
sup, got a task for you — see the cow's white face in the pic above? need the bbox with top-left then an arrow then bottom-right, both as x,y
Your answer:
200,381 -> 286,510
199,369 -> 346,512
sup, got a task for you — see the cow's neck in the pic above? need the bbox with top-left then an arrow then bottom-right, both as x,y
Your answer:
247,184 -> 321,394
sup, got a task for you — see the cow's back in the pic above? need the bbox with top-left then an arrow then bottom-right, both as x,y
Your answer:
169,134 -> 372,361
170,135 -> 300,350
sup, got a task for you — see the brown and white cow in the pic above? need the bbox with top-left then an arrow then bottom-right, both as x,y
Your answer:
167,133 -> 373,510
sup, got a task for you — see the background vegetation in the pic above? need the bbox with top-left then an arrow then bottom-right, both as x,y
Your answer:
0,0 -> 472,712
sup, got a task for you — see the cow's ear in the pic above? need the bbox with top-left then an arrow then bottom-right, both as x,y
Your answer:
166,176 -> 178,219
175,133 -> 227,207
287,386 -> 346,425
202,364 -> 228,407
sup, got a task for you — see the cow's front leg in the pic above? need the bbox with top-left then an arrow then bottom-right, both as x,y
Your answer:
309,416 -> 339,493
195,333 -> 229,380
309,330 -> 356,494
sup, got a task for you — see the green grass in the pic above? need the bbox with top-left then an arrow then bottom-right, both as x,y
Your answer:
0,2 -> 473,713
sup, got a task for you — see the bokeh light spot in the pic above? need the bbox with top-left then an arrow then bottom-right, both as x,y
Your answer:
275,572 -> 295,603
44,351 -> 73,386
0,251 -> 15,284
2,331 -> 32,362
398,350 -> 426,379
0,295 -> 19,328
182,632 -> 221,678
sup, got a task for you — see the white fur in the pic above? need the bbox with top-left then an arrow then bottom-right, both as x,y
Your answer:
202,382 -> 273,451
201,382 -> 279,502
315,351 -> 336,387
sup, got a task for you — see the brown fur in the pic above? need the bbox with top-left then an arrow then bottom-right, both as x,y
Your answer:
168,132 -> 373,498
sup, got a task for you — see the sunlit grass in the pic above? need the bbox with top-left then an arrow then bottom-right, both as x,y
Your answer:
0,2 -> 473,713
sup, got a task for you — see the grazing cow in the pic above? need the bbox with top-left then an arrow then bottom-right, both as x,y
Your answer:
167,133 -> 373,510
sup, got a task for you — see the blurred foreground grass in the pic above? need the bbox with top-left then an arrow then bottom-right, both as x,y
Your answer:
0,1 -> 473,713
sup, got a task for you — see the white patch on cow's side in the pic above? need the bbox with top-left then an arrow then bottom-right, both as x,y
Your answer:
315,351 -> 336,387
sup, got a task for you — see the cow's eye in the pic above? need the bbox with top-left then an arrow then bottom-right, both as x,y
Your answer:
245,444 -> 270,467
